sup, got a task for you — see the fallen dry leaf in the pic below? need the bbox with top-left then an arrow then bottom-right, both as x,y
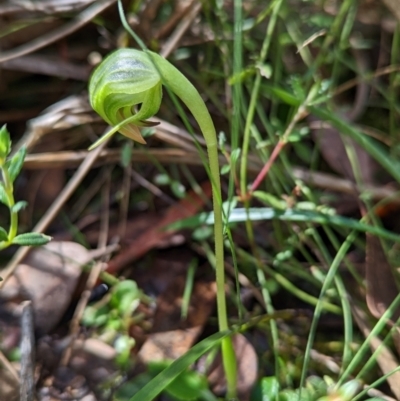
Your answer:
106,181 -> 212,275
352,303 -> 400,399
138,276 -> 216,363
199,333 -> 258,401
310,118 -> 376,184
365,233 -> 400,323
381,0 -> 400,22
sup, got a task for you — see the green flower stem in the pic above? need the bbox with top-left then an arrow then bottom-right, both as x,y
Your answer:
148,53 -> 238,398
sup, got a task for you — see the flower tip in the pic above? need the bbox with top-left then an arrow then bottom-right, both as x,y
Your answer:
120,126 -> 147,144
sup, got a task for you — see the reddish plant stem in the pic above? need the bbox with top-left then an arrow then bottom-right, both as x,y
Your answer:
245,104 -> 308,199
249,138 -> 287,194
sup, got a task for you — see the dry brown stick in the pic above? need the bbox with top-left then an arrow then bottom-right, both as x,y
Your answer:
60,261 -> 107,366
0,0 -> 96,15
20,149 -> 400,203
0,349 -> 19,384
381,0 -> 400,23
160,1 -> 201,58
119,158 -> 132,240
0,138 -> 109,288
333,64 -> 400,99
2,55 -> 89,81
156,0 -> 197,40
20,301 -> 35,401
22,148 -> 232,169
61,174 -> 111,366
0,0 -> 117,63
292,167 -> 400,203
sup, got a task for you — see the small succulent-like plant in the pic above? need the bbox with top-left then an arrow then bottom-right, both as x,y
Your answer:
0,125 -> 51,253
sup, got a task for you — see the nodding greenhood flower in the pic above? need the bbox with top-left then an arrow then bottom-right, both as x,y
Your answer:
89,48 -> 163,147
89,43 -> 237,397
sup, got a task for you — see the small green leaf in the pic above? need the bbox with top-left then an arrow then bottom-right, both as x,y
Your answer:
260,376 -> 280,400
0,184 -> 8,207
192,225 -> 213,241
111,280 -> 140,315
6,146 -> 26,182
149,361 -> 209,401
268,86 -> 301,106
11,201 -> 28,214
289,76 -> 306,100
12,232 -> 52,246
115,335 -> 135,368
230,148 -> 241,165
0,227 -> 8,241
252,191 -> 286,208
121,142 -> 132,168
286,132 -> 302,143
218,131 -> 227,149
336,379 -> 360,401
154,174 -> 170,185
0,125 -> 11,163
82,304 -> 110,327
115,373 -> 154,401
228,67 -> 256,85
256,62 -> 272,79
221,164 -> 231,175
171,181 -> 186,199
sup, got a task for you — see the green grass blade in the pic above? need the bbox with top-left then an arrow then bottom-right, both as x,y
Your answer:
129,330 -> 231,401
308,105 -> 400,183
167,208 -> 400,242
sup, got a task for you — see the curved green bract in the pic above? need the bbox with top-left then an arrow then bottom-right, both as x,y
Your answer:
89,48 -> 162,144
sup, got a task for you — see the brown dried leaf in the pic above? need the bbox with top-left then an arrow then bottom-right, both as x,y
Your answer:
352,303 -> 400,399
365,233 -> 400,322
310,118 -> 376,184
200,333 -> 258,401
138,277 -> 216,363
106,181 -> 212,275
381,0 -> 400,22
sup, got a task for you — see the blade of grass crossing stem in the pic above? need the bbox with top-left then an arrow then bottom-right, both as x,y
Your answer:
356,323 -> 399,381
352,366 -> 400,401
389,25 -> 400,139
129,331 -> 232,401
338,293 -> 400,386
226,0 -> 244,324
118,0 -> 146,50
239,0 -> 282,196
334,276 -> 353,373
314,224 -> 353,372
229,0 -> 243,206
307,0 -> 355,79
181,258 -> 197,320
308,226 -> 353,371
308,105 -> 400,184
236,247 -> 341,314
299,230 -> 357,395
167,208 -> 400,243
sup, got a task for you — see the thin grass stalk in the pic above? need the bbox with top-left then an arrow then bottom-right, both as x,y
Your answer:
299,230 -> 357,393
